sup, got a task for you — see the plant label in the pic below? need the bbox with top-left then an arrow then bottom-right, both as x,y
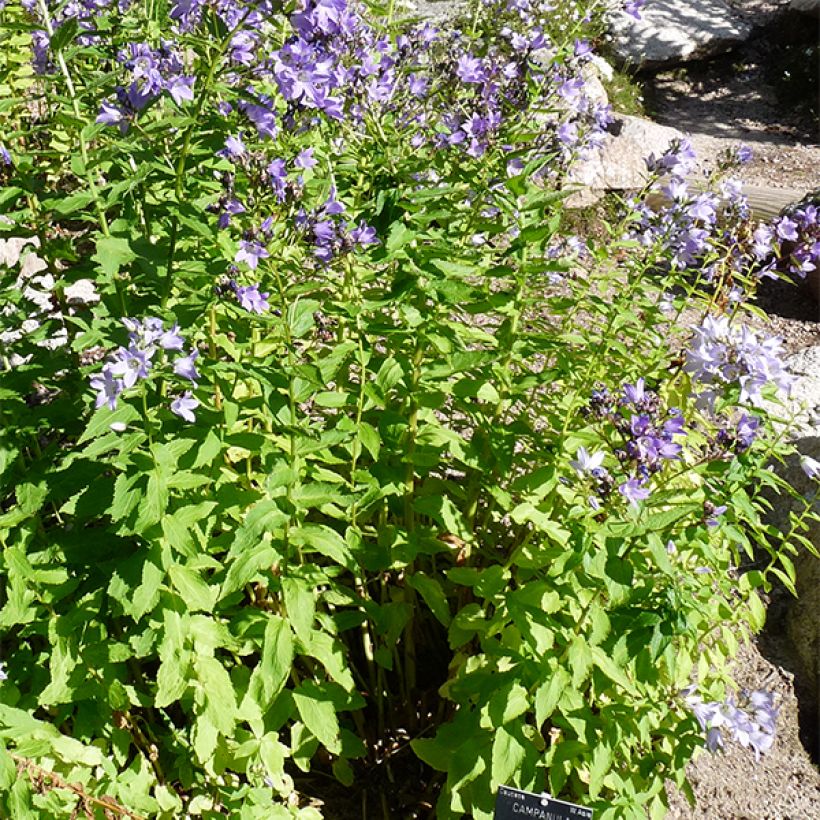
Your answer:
494,785 -> 593,820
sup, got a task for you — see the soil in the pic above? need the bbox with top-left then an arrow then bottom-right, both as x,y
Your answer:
639,4 -> 820,818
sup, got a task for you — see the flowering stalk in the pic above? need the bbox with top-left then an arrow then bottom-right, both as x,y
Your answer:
163,5 -> 254,306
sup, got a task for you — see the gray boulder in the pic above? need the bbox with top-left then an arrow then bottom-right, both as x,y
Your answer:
607,0 -> 753,69
768,346 -> 820,708
566,114 -> 685,206
791,0 -> 820,14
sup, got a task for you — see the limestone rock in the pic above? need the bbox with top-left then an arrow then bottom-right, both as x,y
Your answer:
403,0 -> 466,23
791,0 -> 820,14
566,114 -> 685,206
768,346 -> 820,708
607,0 -> 753,69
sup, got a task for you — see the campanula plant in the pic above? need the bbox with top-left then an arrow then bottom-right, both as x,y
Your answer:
0,0 -> 816,818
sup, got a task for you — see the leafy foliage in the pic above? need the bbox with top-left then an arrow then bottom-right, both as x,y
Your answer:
0,0 -> 815,817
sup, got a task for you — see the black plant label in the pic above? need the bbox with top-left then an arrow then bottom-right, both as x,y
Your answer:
494,786 -> 593,820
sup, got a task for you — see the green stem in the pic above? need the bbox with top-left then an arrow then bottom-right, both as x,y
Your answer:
36,0 -> 109,236
162,8 -> 252,306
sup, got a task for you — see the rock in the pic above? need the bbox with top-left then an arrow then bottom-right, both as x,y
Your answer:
607,0 -> 753,69
403,0 -> 466,23
768,346 -> 820,712
566,114 -> 685,206
791,0 -> 820,14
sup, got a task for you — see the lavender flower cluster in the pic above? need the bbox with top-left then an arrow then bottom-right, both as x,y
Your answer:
684,315 -> 792,409
96,42 -> 196,131
89,317 -> 200,422
580,378 -> 685,509
628,139 -> 753,282
23,0 -> 129,74
685,688 -> 779,761
631,137 -> 817,289
760,203 -> 820,281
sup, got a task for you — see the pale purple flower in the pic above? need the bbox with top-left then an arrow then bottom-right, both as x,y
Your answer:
619,478 -> 650,508
294,147 -> 316,170
350,221 -> 378,247
570,447 -> 605,475
776,217 -> 799,242
171,392 -> 199,423
236,284 -> 270,314
108,345 -> 152,389
235,240 -> 269,270
456,54 -> 485,84
159,324 -> 185,351
167,75 -> 195,105
90,367 -> 124,411
735,144 -> 753,164
800,455 -> 820,480
173,350 -> 199,383
96,101 -> 126,127
220,134 -> 246,160
623,0 -> 645,19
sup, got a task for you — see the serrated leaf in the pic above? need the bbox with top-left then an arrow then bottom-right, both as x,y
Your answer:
588,743 -> 613,799
169,564 -> 217,612
111,473 -> 142,522
590,647 -> 637,695
490,725 -> 526,789
220,544 -> 279,600
485,681 -> 529,728
535,667 -> 570,728
195,655 -> 237,736
281,576 -> 315,644
247,615 -> 293,710
292,682 -> 341,754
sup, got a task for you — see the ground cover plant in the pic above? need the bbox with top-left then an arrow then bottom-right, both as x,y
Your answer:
0,0 -> 818,817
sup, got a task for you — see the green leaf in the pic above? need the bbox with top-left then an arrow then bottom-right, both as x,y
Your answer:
92,235 -> 135,277
50,18 -> 80,52
406,572 -> 451,626
169,564 -> 217,612
590,647 -> 638,695
747,590 -> 766,631
588,743 -> 613,799
535,667 -> 570,728
282,576 -> 315,644
247,615 -> 293,710
291,524 -> 355,570
292,682 -> 342,754
287,299 -> 321,338
135,471 -> 168,532
220,544 -> 279,601
485,681 -> 529,728
49,190 -> 94,216
195,655 -> 237,736
490,725 -> 527,790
